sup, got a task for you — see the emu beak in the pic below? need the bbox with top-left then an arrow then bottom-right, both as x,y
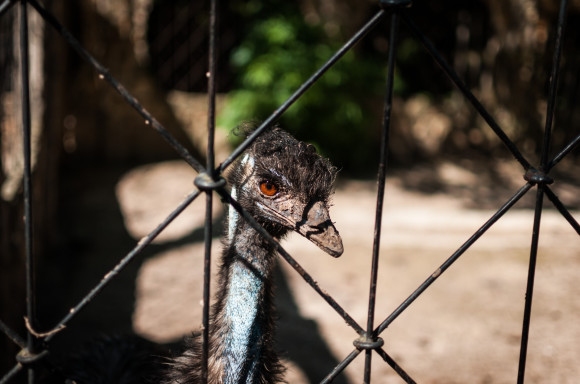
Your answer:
296,201 -> 343,257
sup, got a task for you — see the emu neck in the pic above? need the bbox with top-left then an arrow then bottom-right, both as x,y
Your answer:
216,221 -> 277,384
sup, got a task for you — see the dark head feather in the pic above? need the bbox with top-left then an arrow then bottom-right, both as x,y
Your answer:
234,126 -> 337,203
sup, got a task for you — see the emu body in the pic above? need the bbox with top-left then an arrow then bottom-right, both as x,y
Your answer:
57,128 -> 343,384
59,128 -> 341,384
165,127 -> 344,384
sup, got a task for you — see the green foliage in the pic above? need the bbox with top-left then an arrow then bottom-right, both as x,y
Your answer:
218,3 -> 388,172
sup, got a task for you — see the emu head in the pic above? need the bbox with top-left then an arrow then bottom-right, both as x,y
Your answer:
228,127 -> 343,257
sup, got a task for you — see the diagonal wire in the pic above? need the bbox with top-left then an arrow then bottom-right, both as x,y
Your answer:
402,12 -> 532,172
320,349 -> 361,384
217,9 -> 387,174
27,0 -> 205,173
0,364 -> 23,384
0,318 -> 26,349
376,348 -> 416,384
324,314 -> 417,382
321,346 -> 417,384
544,186 -> 580,235
376,182 -> 533,335
546,130 -> 580,171
0,0 -> 15,17
216,187 -> 365,336
44,189 -> 201,342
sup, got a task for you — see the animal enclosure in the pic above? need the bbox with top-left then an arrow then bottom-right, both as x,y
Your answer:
1,0 -> 579,383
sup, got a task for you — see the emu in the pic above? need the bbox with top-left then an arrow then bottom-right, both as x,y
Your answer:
162,126 -> 343,383
60,127 -> 342,384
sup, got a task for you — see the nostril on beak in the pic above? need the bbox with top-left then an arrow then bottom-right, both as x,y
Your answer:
307,201 -> 330,227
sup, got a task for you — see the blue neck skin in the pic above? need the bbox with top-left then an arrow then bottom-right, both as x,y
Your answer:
221,174 -> 276,383
222,259 -> 264,383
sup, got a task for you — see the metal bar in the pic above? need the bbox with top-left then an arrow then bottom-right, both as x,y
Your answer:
517,186 -> 545,384
0,318 -> 26,383
0,318 -> 26,349
217,188 -> 365,335
27,0 -> 205,173
364,10 -> 401,383
19,1 -> 36,382
0,0 -> 15,17
402,12 -> 532,171
544,186 -> 580,235
45,189 -> 201,342
0,364 -> 23,384
218,9 -> 387,173
320,349 -> 361,384
518,3 -> 568,379
201,190 -> 213,384
546,130 -> 580,171
206,0 -> 217,174
200,0 -> 218,382
376,182 -> 533,334
540,0 -> 568,167
545,25 -> 579,173
376,348 -> 417,384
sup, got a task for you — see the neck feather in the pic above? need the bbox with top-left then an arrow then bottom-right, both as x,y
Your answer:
211,223 -> 278,384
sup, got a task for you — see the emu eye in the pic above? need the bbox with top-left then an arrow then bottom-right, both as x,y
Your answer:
259,180 -> 278,196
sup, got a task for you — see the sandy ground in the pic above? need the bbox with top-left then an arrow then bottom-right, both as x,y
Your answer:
42,159 -> 579,383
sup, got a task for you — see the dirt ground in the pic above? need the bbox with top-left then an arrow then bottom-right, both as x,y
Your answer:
41,159 -> 579,384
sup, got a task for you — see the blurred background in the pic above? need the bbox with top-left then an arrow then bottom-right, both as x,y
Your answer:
1,0 -> 580,382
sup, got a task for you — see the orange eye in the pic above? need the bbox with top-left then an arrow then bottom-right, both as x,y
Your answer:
259,180 -> 278,196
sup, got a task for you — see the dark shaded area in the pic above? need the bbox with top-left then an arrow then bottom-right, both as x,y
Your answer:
275,264 -> 348,384
147,0 -> 239,92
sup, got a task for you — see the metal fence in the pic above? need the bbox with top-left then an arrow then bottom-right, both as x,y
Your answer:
1,0 -> 579,383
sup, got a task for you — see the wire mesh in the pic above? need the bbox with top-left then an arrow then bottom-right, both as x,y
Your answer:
1,0 -> 579,383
